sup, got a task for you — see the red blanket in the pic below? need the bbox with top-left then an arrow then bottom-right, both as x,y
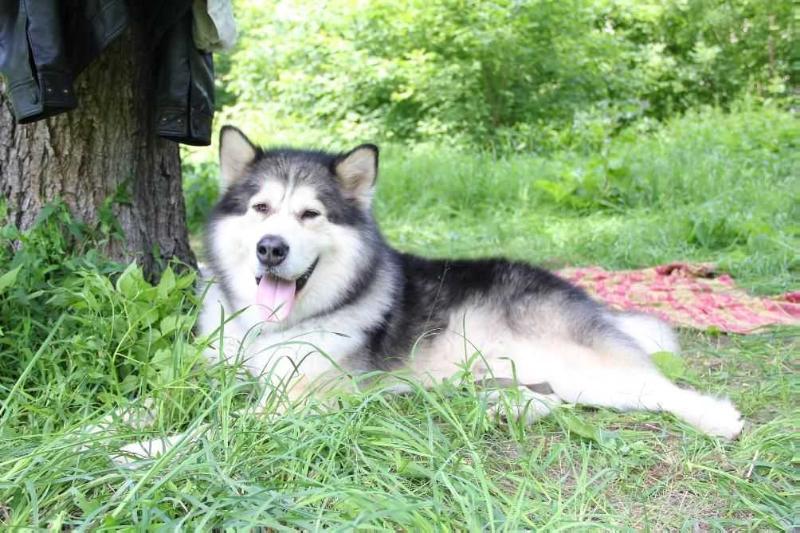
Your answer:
558,263 -> 800,334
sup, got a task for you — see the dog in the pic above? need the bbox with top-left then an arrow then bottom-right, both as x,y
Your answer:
118,126 -> 744,461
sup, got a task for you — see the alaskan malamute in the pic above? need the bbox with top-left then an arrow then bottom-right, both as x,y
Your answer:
193,126 -> 743,440
121,127 -> 744,459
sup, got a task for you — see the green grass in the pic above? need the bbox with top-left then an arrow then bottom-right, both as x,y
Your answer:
374,105 -> 799,294
1,106 -> 798,529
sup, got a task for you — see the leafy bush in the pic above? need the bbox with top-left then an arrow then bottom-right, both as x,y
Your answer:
183,160 -> 220,235
528,102 -> 800,212
0,203 -> 206,431
219,0 -> 794,149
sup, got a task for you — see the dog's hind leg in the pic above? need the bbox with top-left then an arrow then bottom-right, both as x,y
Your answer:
610,312 -> 680,355
533,339 -> 744,439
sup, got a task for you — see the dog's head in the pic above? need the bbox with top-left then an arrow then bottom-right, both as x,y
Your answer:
205,126 -> 381,326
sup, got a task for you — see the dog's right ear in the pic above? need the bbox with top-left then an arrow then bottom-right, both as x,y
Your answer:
219,126 -> 258,187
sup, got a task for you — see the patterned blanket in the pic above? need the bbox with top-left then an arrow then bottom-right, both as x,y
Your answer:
557,263 -> 800,334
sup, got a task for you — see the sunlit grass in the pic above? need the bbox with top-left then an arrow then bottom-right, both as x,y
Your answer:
2,330 -> 796,529
2,106 -> 798,528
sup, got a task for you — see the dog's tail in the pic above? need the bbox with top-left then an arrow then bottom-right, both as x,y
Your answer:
612,312 -> 680,355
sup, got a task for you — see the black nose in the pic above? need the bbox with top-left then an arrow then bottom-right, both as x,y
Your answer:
256,235 -> 289,266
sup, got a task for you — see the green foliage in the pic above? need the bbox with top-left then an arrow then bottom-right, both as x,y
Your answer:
1,2 -> 797,522
378,104 -> 799,292
526,102 -> 800,212
220,0 -> 794,148
1,107 -> 798,527
0,203 -> 205,430
182,160 -> 220,234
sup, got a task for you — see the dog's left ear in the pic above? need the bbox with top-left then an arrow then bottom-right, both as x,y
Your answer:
334,144 -> 379,207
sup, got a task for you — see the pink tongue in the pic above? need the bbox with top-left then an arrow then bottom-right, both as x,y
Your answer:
256,276 -> 297,322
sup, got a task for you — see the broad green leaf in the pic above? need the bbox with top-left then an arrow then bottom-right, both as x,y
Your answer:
0,265 -> 22,294
558,411 -> 617,448
160,315 -> 179,337
115,262 -> 141,299
157,266 -> 176,300
652,351 -> 686,381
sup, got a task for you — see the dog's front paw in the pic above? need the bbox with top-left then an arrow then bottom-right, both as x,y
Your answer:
111,435 -> 177,465
485,386 -> 562,424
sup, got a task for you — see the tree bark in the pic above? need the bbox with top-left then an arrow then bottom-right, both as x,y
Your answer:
0,17 -> 195,278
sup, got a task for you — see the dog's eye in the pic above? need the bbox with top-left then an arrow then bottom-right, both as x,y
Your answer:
300,209 -> 320,220
252,203 -> 270,214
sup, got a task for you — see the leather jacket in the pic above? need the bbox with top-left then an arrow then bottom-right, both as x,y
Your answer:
0,0 -> 214,146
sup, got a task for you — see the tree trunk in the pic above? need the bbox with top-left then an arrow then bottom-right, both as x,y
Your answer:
0,17 -> 195,278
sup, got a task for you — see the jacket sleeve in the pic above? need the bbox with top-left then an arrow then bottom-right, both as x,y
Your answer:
0,0 -> 77,122
154,10 -> 214,146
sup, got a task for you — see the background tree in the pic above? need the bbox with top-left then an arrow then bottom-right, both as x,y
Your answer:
219,0 -> 793,152
0,13 -> 195,278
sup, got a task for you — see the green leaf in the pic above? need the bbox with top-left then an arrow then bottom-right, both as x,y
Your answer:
115,263 -> 141,299
0,265 -> 22,294
157,267 -> 176,300
652,351 -> 686,381
175,270 -> 196,290
151,348 -> 173,371
557,411 -> 617,448
534,179 -> 572,203
160,315 -> 179,337
71,487 -> 101,515
138,305 -> 160,328
120,374 -> 139,395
